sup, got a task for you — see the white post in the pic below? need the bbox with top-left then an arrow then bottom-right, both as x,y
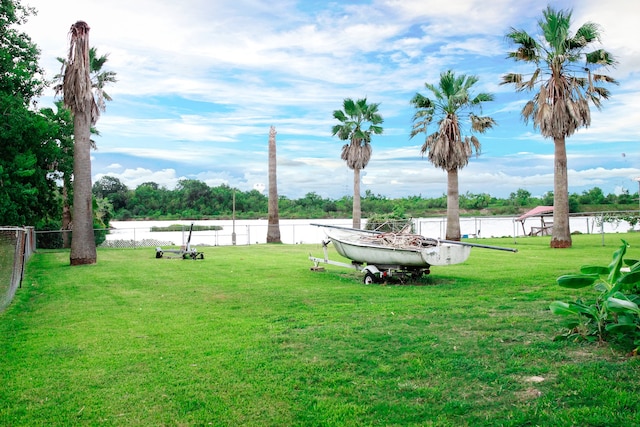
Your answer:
636,177 -> 640,211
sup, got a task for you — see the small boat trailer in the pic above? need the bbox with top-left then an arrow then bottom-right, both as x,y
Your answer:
309,239 -> 429,284
155,223 -> 204,260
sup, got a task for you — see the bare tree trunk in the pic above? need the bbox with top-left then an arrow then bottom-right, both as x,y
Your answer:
352,168 -> 362,229
65,21 -> 97,265
446,169 -> 461,241
61,178 -> 72,248
266,126 -> 281,243
70,100 -> 97,265
551,136 -> 572,248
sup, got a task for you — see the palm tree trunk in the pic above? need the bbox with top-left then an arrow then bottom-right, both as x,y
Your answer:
266,126 -> 281,243
62,178 -> 72,248
446,169 -> 461,241
551,136 -> 572,248
70,101 -> 97,265
353,168 -> 362,229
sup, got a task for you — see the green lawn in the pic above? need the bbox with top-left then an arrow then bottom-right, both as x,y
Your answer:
2,234 -> 640,426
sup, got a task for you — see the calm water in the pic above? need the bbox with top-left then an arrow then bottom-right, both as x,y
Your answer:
106,215 -> 635,247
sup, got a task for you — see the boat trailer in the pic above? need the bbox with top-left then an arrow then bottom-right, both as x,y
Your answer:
155,223 -> 204,260
309,239 -> 430,284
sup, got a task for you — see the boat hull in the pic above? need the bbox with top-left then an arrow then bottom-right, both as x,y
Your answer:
326,229 -> 471,267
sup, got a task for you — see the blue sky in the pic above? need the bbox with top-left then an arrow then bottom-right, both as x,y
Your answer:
23,0 -> 640,199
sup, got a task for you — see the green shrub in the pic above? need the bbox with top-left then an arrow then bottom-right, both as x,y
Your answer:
550,239 -> 640,353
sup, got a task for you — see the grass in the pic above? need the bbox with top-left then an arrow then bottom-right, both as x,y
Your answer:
2,233 -> 640,426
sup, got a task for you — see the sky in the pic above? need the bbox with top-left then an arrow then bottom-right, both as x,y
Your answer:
21,0 -> 640,200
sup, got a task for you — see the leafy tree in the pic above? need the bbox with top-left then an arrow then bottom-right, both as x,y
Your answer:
579,187 -> 606,205
460,192 -> 491,209
40,101 -> 74,246
93,176 -> 130,211
541,191 -> 554,206
0,0 -> 60,227
332,98 -> 383,229
0,96 -> 60,225
0,1 -> 44,101
617,189 -> 632,205
235,189 -> 267,216
410,70 -> 495,240
509,188 -> 532,207
502,6 -> 617,248
176,179 -> 212,215
569,193 -> 580,213
129,182 -> 167,218
210,184 -> 234,215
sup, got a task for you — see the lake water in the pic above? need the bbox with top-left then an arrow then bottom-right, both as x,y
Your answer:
106,215 -> 636,247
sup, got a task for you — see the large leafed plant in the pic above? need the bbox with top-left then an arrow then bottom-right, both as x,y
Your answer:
550,240 -> 640,353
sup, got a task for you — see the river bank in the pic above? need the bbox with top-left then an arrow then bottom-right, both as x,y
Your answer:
104,215 -> 636,247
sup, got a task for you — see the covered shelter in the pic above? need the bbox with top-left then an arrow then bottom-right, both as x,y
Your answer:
516,206 -> 554,236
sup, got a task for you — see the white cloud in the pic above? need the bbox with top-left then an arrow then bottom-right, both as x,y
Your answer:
21,0 -> 640,200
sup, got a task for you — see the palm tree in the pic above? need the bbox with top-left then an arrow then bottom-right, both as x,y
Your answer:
266,126 -> 281,243
61,21 -> 100,265
332,98 -> 383,229
56,33 -> 116,255
410,70 -> 495,241
501,6 -> 616,248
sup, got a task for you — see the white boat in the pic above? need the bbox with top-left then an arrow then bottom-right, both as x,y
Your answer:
309,224 -> 516,284
325,227 -> 471,267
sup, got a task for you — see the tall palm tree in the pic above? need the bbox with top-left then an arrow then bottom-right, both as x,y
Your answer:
55,32 -> 116,254
410,70 -> 495,241
55,47 -> 115,248
266,125 -> 281,243
501,6 -> 616,248
332,98 -> 383,229
61,21 -> 100,265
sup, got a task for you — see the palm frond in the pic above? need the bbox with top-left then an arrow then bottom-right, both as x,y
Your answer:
521,100 -> 535,122
505,28 -> 538,51
586,49 -> 617,67
471,92 -> 494,104
592,74 -> 618,85
540,6 -> 572,53
62,21 -> 99,124
470,114 -> 496,133
505,28 -> 541,62
500,73 -> 521,85
343,98 -> 358,117
571,22 -> 600,48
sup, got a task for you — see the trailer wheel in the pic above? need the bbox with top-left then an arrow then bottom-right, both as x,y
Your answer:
364,271 -> 378,284
156,250 -> 163,259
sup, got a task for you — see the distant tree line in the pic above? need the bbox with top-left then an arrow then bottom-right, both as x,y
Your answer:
92,176 -> 639,222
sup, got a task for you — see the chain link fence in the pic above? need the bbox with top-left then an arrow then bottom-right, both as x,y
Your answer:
1,227 -> 35,312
